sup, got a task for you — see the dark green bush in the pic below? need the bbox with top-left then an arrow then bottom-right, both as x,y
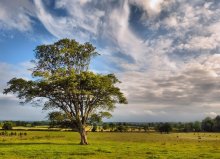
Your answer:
2,122 -> 13,130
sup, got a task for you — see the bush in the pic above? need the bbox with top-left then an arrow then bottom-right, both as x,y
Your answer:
116,125 -> 128,132
158,123 -> 172,134
2,122 -> 13,130
102,123 -> 109,131
92,124 -> 97,132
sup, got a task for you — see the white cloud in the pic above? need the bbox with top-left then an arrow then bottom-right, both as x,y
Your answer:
163,16 -> 178,28
0,93 -> 18,101
205,112 -> 217,118
56,0 -> 104,35
2,0 -> 220,121
32,1 -> 220,121
0,61 -> 49,121
144,110 -> 155,116
34,0 -> 72,39
115,52 -> 220,121
106,0 -> 147,62
0,61 -> 33,101
0,0 -> 34,32
34,0 -> 105,42
130,0 -> 165,17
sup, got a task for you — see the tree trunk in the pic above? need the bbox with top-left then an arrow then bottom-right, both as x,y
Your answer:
79,126 -> 88,145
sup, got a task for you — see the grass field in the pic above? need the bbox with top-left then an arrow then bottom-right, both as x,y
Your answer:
0,131 -> 220,159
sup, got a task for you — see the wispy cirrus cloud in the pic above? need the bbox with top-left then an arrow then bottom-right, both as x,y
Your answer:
0,62 -> 48,120
2,0 -> 220,121
0,0 -> 34,32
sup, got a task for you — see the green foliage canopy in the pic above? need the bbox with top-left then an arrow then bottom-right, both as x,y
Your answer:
4,39 -> 127,144
2,121 -> 13,130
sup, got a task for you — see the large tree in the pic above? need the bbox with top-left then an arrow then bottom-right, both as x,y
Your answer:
4,39 -> 127,145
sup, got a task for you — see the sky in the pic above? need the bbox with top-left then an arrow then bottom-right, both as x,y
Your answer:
1,0 -> 220,122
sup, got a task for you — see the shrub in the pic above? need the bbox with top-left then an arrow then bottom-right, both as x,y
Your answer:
2,122 -> 13,130
158,123 -> 172,134
92,124 -> 97,132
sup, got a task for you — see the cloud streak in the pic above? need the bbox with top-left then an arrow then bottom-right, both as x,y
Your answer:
0,62 -> 48,120
1,0 -> 220,121
0,0 -> 34,32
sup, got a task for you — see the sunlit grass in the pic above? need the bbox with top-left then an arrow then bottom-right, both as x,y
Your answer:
0,131 -> 220,158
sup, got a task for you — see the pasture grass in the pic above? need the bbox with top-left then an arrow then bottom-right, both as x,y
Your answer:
0,131 -> 220,158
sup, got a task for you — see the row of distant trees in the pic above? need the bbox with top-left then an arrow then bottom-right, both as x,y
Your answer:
47,113 -> 220,133
1,115 -> 220,133
0,121 -> 49,130
95,115 -> 220,133
90,115 -> 220,133
201,116 -> 220,132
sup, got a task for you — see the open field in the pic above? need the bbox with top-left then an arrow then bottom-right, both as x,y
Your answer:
0,131 -> 220,159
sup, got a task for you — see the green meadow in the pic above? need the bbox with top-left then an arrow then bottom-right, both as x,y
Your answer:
0,131 -> 220,159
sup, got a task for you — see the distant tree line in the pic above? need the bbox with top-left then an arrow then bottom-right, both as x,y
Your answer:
0,120 -> 49,129
201,116 -> 220,132
88,115 -> 220,133
2,115 -> 220,133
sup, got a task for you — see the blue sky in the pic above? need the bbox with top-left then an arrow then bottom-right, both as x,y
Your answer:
1,0 -> 220,122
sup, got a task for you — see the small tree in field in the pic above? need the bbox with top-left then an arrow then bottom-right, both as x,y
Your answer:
2,122 -> 13,130
48,111 -> 77,129
88,112 -> 112,132
201,117 -> 214,132
4,39 -> 127,145
102,123 -> 109,131
143,124 -> 149,132
48,111 -> 66,128
158,123 -> 172,134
